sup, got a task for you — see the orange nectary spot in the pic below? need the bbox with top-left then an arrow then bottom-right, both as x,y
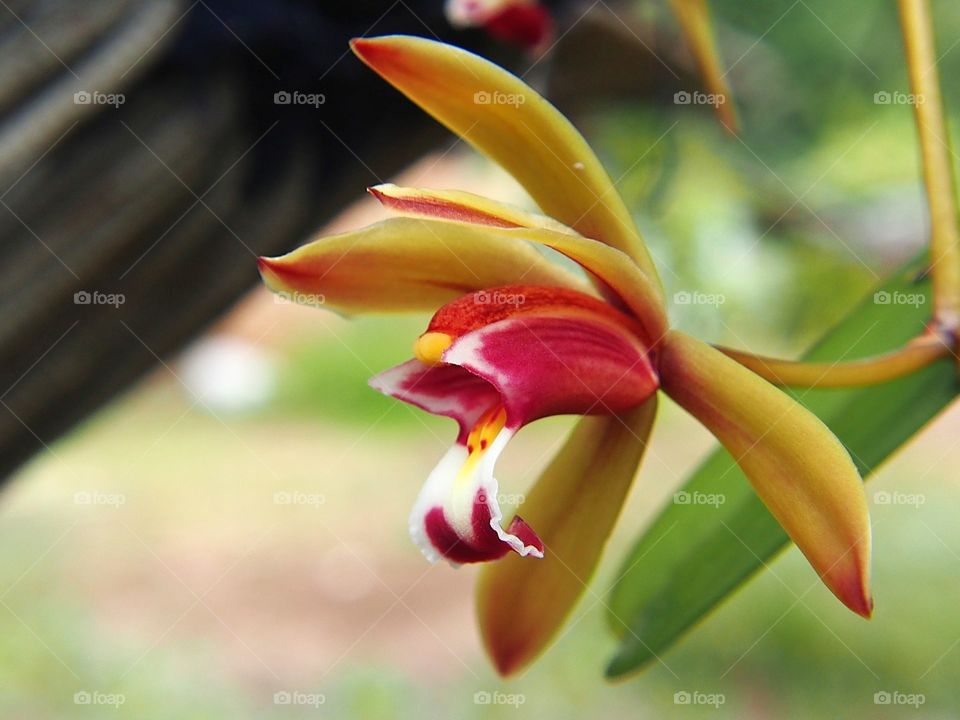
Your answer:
426,285 -> 645,341
466,405 -> 507,455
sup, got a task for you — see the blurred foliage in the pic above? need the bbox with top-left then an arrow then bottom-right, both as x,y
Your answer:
572,1 -> 960,355
269,315 -> 435,429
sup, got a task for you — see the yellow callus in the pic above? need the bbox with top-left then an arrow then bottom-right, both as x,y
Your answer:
414,332 -> 453,365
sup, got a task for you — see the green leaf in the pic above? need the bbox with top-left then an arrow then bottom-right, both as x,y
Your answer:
605,253 -> 959,678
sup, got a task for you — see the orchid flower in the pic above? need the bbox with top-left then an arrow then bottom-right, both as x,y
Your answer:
258,35 -> 871,675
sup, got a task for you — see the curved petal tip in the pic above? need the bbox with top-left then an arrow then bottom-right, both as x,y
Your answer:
832,545 -> 873,619
256,255 -> 288,291
349,36 -> 395,64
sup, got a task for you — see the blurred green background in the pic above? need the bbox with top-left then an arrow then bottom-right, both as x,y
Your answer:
3,1 -> 960,717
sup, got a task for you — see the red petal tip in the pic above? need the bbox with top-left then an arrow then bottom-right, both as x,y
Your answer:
851,591 -> 874,620
257,256 -> 281,276
492,652 -> 522,678
257,256 -> 297,290
506,515 -> 544,556
349,36 -> 394,65
485,632 -> 527,678
834,562 -> 873,619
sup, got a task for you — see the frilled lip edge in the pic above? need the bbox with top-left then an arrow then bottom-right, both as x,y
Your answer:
368,359 -> 545,565
414,439 -> 546,565
368,310 -> 659,566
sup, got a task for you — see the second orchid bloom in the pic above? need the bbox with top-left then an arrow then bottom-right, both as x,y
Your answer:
258,35 -> 872,675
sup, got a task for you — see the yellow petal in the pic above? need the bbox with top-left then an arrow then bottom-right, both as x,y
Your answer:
476,397 -> 657,676
659,330 -> 872,617
350,35 -> 663,291
258,217 -> 587,314
670,0 -> 738,133
370,184 -> 668,344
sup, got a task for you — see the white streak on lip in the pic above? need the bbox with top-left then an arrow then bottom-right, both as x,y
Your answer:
408,444 -> 469,565
407,426 -> 541,565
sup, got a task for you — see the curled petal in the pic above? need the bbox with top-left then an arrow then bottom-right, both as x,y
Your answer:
477,397 -> 657,676
371,362 -> 542,563
371,304 -> 659,565
373,299 -> 659,432
425,284 -> 646,343
442,310 -> 659,424
659,330 -> 873,617
368,359 -> 501,443
411,426 -> 544,564
350,35 -> 662,288
257,217 -> 586,314
370,184 -> 668,345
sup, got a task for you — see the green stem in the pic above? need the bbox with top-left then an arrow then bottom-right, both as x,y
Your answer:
899,0 -> 960,333
716,333 -> 950,388
670,0 -> 739,133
